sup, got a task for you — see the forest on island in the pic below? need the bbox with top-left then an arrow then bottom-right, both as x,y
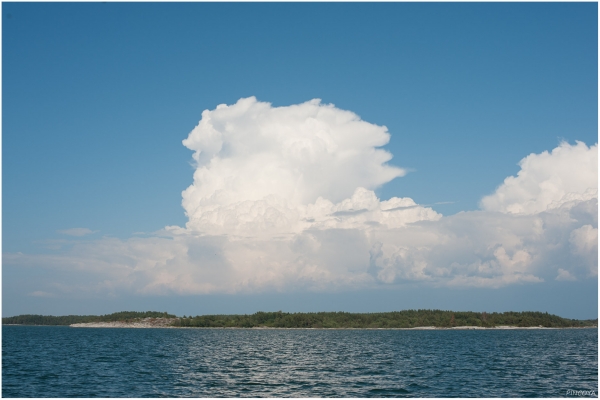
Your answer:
3,310 -> 597,328
175,310 -> 597,328
2,311 -> 175,326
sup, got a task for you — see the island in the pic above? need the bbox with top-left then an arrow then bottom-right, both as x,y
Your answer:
2,310 -> 597,329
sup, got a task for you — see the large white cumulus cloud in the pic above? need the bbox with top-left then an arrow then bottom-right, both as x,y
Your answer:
4,98 -> 598,296
180,97 -> 430,237
480,141 -> 597,214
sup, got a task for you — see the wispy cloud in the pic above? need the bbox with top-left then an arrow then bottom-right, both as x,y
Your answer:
57,228 -> 98,237
28,291 -> 55,298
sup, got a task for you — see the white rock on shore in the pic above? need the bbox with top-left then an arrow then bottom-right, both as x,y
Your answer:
70,317 -> 179,328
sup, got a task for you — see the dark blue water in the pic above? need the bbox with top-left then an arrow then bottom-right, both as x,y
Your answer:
2,326 -> 597,397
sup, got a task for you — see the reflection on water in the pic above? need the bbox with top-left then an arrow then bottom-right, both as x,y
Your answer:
3,326 -> 598,397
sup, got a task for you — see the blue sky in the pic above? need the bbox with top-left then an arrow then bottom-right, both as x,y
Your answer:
3,3 -> 598,319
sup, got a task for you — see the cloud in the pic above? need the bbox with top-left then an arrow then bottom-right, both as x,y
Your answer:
555,268 -> 577,282
480,141 -> 597,214
570,224 -> 598,256
181,97 -> 410,237
4,99 -> 598,296
57,228 -> 97,237
367,198 -> 597,288
569,224 -> 598,276
9,197 -> 595,294
28,291 -> 55,298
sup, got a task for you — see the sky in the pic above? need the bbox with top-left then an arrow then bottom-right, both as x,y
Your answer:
2,3 -> 598,319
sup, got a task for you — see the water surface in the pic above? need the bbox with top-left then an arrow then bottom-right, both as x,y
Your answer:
3,326 -> 597,397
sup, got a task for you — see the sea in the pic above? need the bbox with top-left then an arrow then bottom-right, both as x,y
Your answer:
2,326 -> 597,397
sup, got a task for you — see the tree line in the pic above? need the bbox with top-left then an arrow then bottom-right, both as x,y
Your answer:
172,310 -> 597,328
3,310 -> 596,328
2,311 -> 175,326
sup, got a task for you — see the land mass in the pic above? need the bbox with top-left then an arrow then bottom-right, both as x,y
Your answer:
3,310 -> 597,329
2,311 -> 176,326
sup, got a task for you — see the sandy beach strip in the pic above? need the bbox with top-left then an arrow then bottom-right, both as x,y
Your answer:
68,320 -> 596,330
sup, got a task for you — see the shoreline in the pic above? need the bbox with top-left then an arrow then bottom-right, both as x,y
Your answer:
68,326 -> 597,330
4,324 -> 596,330
5,317 -> 597,330
67,321 -> 598,330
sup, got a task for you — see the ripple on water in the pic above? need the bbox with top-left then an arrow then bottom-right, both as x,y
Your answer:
2,326 -> 597,397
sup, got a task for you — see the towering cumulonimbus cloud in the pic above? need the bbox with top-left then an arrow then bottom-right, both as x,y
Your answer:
180,97 -> 439,237
4,98 -> 597,297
